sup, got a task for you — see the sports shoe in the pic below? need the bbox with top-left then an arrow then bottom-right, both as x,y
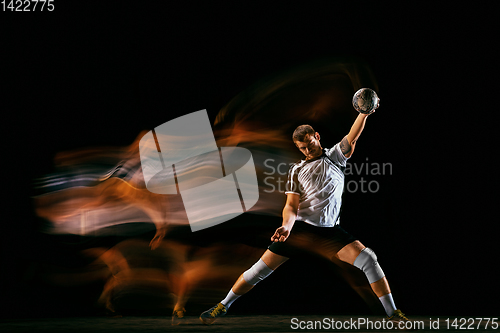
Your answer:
172,307 -> 186,325
388,309 -> 409,321
388,310 -> 416,330
199,303 -> 227,325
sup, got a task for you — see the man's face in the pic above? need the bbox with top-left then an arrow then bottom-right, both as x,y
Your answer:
294,133 -> 322,160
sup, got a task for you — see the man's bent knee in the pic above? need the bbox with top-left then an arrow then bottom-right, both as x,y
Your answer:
242,259 -> 274,285
242,250 -> 288,286
352,247 -> 385,284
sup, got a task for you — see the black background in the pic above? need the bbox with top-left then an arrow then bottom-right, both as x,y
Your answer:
1,1 -> 497,319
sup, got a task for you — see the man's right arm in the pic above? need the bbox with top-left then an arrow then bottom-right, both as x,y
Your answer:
271,193 -> 299,242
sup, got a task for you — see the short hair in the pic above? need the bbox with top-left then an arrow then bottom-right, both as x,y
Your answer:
292,124 -> 315,142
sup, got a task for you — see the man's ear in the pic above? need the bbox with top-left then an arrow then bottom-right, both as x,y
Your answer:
315,132 -> 320,141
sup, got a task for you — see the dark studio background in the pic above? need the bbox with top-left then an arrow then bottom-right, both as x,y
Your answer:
1,1 -> 497,320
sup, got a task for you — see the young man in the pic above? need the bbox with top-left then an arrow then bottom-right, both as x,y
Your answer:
199,104 -> 409,324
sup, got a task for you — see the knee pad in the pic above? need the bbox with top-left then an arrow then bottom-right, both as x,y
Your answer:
242,259 -> 274,285
353,247 -> 385,284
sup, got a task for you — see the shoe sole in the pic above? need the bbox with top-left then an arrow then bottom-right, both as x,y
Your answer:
200,317 -> 215,325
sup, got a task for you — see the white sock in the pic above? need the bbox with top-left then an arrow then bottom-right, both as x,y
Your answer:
221,289 -> 241,309
379,293 -> 397,317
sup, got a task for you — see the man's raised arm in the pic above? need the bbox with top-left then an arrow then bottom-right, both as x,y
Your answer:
340,108 -> 376,158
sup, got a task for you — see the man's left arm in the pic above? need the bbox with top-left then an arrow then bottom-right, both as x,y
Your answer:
340,111 -> 374,158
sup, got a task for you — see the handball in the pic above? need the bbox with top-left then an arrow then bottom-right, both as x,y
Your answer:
352,88 -> 379,114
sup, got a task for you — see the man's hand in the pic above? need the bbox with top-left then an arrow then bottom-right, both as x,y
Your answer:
271,226 -> 290,242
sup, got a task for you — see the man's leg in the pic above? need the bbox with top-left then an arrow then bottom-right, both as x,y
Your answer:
223,250 -> 288,304
336,241 -> 399,317
200,250 -> 288,324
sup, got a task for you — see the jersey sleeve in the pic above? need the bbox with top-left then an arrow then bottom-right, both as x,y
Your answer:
325,142 -> 349,167
284,163 -> 301,196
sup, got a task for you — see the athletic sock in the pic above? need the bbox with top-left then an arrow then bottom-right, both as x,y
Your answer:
379,293 -> 397,317
221,289 -> 241,309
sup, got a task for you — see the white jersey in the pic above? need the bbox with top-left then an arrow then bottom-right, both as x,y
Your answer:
285,143 -> 349,227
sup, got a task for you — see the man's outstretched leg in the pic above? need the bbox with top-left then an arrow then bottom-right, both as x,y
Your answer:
337,241 -> 408,321
199,250 -> 288,325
